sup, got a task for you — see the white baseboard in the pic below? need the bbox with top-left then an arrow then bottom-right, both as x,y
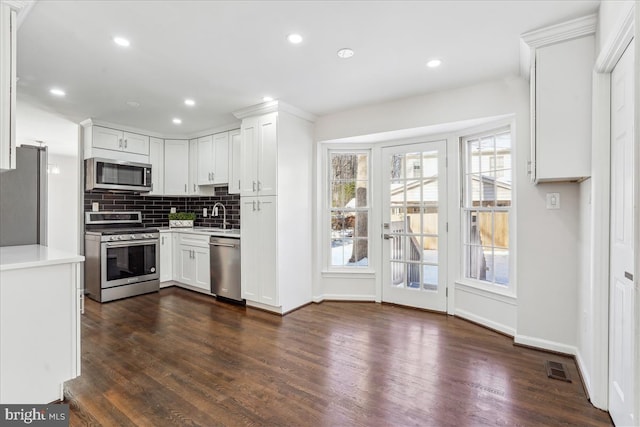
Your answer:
313,294 -> 376,303
514,334 -> 577,356
455,308 -> 516,337
575,349 -> 593,400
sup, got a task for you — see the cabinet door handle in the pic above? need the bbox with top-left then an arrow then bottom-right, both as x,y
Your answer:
252,181 -> 256,192
257,181 -> 261,191
119,138 -> 123,148
124,139 -> 128,149
162,236 -> 165,244
257,200 -> 261,211
211,172 -> 214,181
238,180 -> 241,190
193,184 -> 196,192
184,184 -> 187,193
252,201 -> 256,211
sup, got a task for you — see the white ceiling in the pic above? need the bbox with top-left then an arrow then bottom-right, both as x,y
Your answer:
16,0 -> 600,137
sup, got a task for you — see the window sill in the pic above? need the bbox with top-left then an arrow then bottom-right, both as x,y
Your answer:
321,269 -> 376,279
454,279 -> 517,304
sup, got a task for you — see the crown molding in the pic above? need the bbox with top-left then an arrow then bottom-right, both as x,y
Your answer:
521,14 -> 597,48
233,100 -> 316,122
595,4 -> 634,73
519,14 -> 597,80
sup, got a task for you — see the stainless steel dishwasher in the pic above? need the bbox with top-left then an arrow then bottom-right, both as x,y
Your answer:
209,235 -> 243,303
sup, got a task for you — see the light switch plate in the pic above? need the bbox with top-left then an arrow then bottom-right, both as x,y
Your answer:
92,202 -> 99,212
546,193 -> 560,209
170,207 -> 177,214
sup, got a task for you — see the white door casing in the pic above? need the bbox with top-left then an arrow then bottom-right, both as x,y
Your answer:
608,38 -> 635,427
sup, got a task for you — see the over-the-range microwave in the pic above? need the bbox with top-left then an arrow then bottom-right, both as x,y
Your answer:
85,158 -> 152,193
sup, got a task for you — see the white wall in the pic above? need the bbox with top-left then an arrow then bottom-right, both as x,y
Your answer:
15,101 -> 80,254
316,75 -> 583,350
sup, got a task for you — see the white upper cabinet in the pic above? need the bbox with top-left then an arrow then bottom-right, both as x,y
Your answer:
0,3 -> 17,170
197,131 -> 229,186
522,15 -> 596,183
240,113 -> 277,197
92,127 -> 149,155
163,139 -> 189,195
148,137 -> 164,195
82,122 -> 151,163
228,129 -> 241,194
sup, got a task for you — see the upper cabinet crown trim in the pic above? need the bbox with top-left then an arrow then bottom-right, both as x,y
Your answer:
519,14 -> 597,80
233,100 -> 317,122
521,14 -> 597,48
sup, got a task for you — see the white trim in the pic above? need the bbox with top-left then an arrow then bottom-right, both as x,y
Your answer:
589,71 -> 612,411
321,270 -> 375,279
514,334 -> 577,356
455,281 -> 517,305
595,7 -> 635,73
521,14 -> 597,48
587,2 -> 636,411
233,100 -> 317,122
246,299 -> 283,314
576,349 -> 593,401
455,308 -> 516,337
314,294 -> 376,302
520,14 -> 597,80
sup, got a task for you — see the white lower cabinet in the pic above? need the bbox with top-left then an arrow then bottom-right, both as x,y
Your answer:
175,233 -> 210,291
159,232 -> 173,285
241,196 -> 277,306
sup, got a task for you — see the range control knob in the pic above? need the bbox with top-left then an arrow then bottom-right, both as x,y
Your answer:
130,235 -> 136,239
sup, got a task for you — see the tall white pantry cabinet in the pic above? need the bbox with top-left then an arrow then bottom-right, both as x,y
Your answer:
234,102 -> 315,314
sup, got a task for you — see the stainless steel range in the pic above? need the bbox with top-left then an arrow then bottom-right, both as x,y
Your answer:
84,211 -> 159,302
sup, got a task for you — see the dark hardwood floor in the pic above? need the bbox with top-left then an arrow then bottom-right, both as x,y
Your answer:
65,287 -> 612,426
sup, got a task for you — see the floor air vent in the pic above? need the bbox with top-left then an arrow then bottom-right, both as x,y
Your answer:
545,360 -> 571,382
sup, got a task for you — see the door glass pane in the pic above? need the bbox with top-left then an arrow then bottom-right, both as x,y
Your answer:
404,153 -> 422,179
391,262 -> 405,287
423,178 -> 438,205
422,150 -> 438,176
423,237 -> 438,264
422,265 -> 438,291
390,235 -> 405,261
406,263 -> 421,289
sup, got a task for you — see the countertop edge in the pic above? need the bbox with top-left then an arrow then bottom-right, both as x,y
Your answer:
0,245 -> 85,272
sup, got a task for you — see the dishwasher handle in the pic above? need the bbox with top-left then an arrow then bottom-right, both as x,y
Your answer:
209,242 -> 237,248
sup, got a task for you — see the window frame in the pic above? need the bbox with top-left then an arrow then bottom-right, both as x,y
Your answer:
459,125 -> 514,293
325,148 -> 372,272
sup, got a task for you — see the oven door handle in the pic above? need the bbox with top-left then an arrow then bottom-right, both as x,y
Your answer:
104,239 -> 159,248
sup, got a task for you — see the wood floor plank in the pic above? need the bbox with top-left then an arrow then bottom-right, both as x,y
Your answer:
65,288 -> 612,426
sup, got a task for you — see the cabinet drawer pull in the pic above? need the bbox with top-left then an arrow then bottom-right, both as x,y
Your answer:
124,139 -> 128,149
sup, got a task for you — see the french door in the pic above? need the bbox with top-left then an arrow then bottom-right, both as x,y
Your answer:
381,140 -> 447,311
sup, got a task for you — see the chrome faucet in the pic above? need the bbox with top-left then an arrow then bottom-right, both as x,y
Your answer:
212,202 -> 228,229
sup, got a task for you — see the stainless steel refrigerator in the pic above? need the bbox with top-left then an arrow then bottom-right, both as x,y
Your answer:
0,145 -> 47,246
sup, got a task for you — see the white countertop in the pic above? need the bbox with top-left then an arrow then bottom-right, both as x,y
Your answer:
159,227 -> 240,238
0,245 -> 85,271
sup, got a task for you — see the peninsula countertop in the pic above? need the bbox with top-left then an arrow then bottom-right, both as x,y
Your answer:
0,245 -> 85,271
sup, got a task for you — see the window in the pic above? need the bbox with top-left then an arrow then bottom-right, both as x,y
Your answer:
462,128 -> 512,286
329,151 -> 370,267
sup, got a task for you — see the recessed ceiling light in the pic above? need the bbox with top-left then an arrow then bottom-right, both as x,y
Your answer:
49,88 -> 65,97
184,99 -> 195,106
172,118 -> 182,125
263,96 -> 274,102
426,59 -> 442,68
337,48 -> 354,59
126,100 -> 140,108
287,33 -> 303,44
113,37 -> 130,47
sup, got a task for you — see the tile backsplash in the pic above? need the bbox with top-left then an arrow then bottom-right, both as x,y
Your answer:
84,186 -> 240,229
